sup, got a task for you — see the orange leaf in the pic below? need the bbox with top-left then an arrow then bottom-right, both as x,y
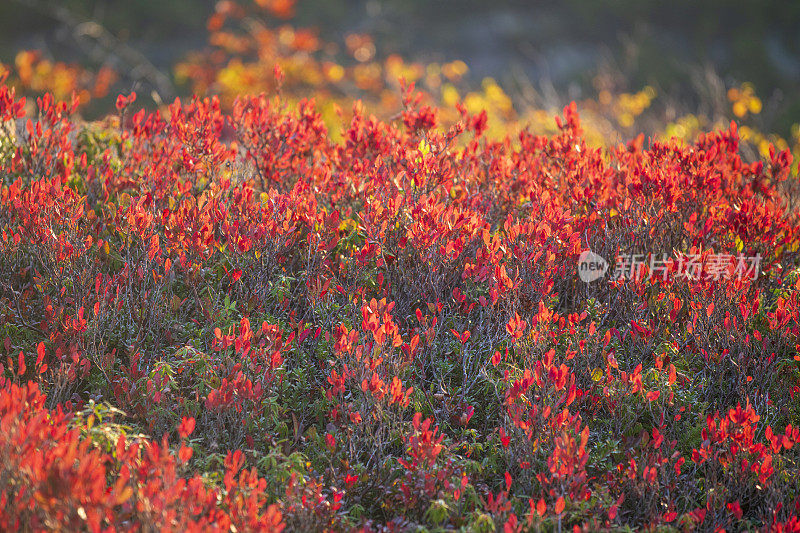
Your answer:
536,498 -> 546,515
555,496 -> 565,515
178,445 -> 193,463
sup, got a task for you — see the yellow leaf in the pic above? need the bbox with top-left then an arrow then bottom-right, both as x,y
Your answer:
418,139 -> 430,156
118,192 -> 132,208
591,368 -> 603,382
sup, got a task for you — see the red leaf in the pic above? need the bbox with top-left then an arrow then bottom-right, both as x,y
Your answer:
36,342 -> 45,368
115,91 -> 136,111
500,427 -> 510,448
178,445 -> 193,463
325,433 -> 336,450
17,351 -> 25,376
178,417 -> 196,438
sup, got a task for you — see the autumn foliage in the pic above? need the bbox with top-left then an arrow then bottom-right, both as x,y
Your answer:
1,59 -> 800,531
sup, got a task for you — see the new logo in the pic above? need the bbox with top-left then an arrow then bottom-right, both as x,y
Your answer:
577,250 -> 609,282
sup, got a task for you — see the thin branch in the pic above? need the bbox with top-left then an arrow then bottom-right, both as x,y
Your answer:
13,0 -> 176,105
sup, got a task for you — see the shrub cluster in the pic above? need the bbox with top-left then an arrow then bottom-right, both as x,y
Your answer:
1,76 -> 800,531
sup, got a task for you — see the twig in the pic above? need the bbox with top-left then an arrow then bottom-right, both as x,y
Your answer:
13,0 -> 176,105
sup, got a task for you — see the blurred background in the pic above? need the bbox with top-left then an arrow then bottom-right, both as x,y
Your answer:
1,0 -> 799,159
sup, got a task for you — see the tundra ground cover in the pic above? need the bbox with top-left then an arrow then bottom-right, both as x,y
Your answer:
1,69 -> 800,531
